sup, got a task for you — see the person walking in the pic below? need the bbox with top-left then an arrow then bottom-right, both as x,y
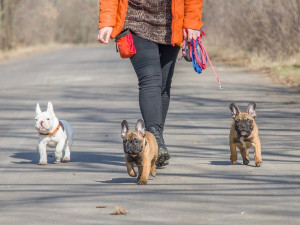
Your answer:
98,0 -> 203,167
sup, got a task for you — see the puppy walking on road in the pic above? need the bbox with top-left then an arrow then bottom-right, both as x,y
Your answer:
229,102 -> 262,167
35,102 -> 73,165
121,119 -> 158,185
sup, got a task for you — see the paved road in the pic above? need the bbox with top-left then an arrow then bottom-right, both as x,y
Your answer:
0,45 -> 299,225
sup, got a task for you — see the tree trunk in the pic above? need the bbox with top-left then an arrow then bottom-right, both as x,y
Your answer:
7,0 -> 13,50
0,0 -> 4,50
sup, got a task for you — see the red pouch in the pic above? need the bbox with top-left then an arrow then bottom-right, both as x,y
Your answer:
115,29 -> 136,58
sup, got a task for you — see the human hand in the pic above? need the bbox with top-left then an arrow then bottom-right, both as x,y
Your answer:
97,27 -> 113,44
183,29 -> 201,42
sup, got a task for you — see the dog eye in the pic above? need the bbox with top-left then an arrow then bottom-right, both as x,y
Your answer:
247,119 -> 252,124
134,138 -> 140,144
236,119 -> 240,124
47,118 -> 50,120
35,119 -> 38,121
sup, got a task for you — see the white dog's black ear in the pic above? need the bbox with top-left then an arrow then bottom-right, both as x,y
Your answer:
36,103 -> 42,114
229,103 -> 240,118
247,102 -> 257,118
135,119 -> 146,137
47,102 -> 56,117
121,120 -> 129,138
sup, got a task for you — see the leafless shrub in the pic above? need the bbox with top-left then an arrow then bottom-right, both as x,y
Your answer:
203,0 -> 300,60
54,0 -> 98,44
14,1 -> 58,46
1,0 -> 299,62
0,0 -> 98,50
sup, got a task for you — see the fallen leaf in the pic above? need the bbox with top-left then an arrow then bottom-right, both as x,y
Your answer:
96,205 -> 107,208
109,205 -> 128,215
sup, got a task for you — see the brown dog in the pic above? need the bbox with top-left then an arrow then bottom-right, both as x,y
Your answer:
121,119 -> 158,185
229,102 -> 262,167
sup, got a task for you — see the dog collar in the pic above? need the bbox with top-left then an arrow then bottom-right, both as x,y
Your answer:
39,122 -> 61,136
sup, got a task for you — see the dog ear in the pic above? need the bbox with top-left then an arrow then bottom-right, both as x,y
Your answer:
135,119 -> 146,137
121,120 -> 129,138
247,102 -> 257,118
36,103 -> 42,114
47,102 -> 56,117
229,103 -> 240,118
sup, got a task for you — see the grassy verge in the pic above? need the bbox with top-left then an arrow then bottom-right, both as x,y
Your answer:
205,44 -> 300,89
270,65 -> 300,88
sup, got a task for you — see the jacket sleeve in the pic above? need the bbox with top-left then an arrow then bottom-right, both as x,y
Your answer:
99,0 -> 119,29
183,0 -> 203,30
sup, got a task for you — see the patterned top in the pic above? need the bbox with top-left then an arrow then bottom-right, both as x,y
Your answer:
124,0 -> 172,45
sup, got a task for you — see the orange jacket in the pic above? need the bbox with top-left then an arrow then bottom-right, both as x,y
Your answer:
99,0 -> 203,46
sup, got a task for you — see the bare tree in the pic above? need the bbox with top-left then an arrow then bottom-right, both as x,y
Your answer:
203,0 -> 300,59
0,0 -> 22,50
1,0 -> 5,50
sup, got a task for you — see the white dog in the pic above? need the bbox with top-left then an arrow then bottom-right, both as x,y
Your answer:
35,102 -> 74,165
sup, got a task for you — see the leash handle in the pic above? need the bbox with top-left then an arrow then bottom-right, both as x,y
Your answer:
182,39 -> 192,62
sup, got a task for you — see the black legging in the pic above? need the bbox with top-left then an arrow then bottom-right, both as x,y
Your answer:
130,33 -> 180,129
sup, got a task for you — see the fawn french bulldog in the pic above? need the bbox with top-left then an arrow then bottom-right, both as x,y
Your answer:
229,102 -> 262,167
121,119 -> 158,185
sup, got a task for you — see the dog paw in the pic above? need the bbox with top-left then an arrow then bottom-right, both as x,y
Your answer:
243,160 -> 249,165
54,160 -> 61,164
150,171 -> 156,177
38,161 -> 47,165
63,157 -> 70,162
255,162 -> 262,167
231,161 -> 237,165
128,171 -> 137,177
137,180 -> 148,185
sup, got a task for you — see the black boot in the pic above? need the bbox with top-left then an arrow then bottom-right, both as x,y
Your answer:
147,125 -> 170,167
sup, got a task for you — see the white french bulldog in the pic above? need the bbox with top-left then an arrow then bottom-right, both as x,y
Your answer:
35,102 -> 74,165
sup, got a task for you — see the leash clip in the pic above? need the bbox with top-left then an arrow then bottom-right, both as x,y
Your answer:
218,81 -> 223,90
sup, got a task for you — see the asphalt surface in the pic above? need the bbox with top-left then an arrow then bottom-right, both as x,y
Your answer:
0,45 -> 299,225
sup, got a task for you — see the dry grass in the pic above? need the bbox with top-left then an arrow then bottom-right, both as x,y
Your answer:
205,43 -> 300,88
0,0 -> 99,50
270,65 -> 300,88
203,0 -> 300,88
203,0 -> 299,60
